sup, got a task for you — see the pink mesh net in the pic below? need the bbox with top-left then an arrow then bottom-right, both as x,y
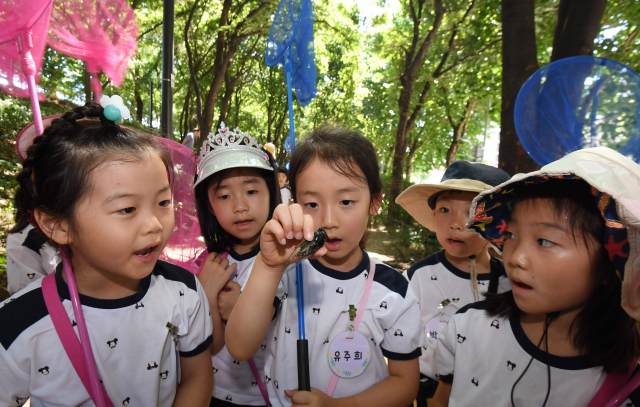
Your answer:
0,0 -> 52,98
48,0 -> 138,89
156,138 -> 207,274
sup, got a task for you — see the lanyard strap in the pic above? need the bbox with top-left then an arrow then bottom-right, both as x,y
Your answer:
586,358 -> 638,407
41,273 -> 115,407
325,257 -> 377,397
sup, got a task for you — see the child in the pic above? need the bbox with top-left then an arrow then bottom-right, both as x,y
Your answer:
432,147 -> 640,406
278,168 -> 292,205
0,102 -> 214,406
6,223 -> 58,294
194,122 -> 279,406
226,126 -> 423,407
395,161 -> 512,404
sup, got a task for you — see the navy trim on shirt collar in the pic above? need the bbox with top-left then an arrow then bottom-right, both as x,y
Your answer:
229,246 -> 260,262
437,251 -> 493,281
509,312 -> 599,371
54,263 -> 152,310
309,249 -> 370,280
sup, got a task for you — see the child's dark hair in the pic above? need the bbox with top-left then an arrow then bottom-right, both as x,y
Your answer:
288,125 -> 382,246
485,179 -> 640,373
11,102 -> 172,246
195,152 -> 280,253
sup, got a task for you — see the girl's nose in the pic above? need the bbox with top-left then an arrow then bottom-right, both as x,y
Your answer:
321,205 -> 339,230
506,240 -> 529,270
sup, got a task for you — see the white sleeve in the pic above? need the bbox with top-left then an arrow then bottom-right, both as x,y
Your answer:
6,231 -> 57,294
378,288 -> 423,361
435,314 -> 458,383
178,277 -> 214,357
0,341 -> 30,406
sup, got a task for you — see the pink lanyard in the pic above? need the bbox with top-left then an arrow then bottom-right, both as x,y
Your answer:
42,258 -> 114,407
325,257 -> 376,397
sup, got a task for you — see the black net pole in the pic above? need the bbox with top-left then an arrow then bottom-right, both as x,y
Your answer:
160,0 -> 174,138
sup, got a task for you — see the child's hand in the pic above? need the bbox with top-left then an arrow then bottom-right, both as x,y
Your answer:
197,252 -> 237,303
259,203 -> 327,271
285,388 -> 335,407
218,281 -> 241,321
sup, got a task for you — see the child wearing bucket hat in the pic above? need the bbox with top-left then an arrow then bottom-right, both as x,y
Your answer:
431,147 -> 640,407
194,122 -> 279,407
396,161 -> 512,405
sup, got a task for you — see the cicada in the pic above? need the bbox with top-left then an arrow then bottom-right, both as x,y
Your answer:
282,228 -> 328,273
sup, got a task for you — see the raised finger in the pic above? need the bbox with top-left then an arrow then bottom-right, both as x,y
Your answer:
273,204 -> 294,240
289,204 -> 305,240
265,218 -> 287,246
302,214 -> 315,241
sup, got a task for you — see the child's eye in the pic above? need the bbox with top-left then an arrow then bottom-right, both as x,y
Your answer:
505,231 -> 515,239
340,200 -> 354,207
305,202 -> 319,209
537,238 -> 555,247
218,194 -> 230,200
159,200 -> 171,207
247,190 -> 258,195
439,207 -> 450,213
118,207 -> 136,214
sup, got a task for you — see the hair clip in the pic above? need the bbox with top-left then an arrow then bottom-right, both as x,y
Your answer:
100,95 -> 131,125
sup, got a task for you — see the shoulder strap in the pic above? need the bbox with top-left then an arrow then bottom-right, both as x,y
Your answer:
586,359 -> 638,407
41,273 -> 114,407
325,258 -> 377,398
487,257 -> 503,294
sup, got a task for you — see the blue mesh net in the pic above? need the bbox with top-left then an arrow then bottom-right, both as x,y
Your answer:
515,56 -> 640,165
265,0 -> 317,107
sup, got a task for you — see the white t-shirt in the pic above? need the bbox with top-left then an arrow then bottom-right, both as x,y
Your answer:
263,250 -> 423,407
212,247 -> 268,405
184,132 -> 195,150
0,260 -> 213,407
405,251 -> 511,380
280,188 -> 291,206
6,224 -> 59,294
436,302 -> 640,407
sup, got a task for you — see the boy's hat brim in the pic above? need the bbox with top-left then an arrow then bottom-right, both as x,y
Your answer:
396,161 -> 511,231
467,147 -> 640,320
396,179 -> 494,230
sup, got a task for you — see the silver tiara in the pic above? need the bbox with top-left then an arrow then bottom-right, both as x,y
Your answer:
199,122 -> 266,159
195,122 -> 273,187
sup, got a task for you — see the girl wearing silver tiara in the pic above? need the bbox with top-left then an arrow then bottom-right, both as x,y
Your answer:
194,122 -> 279,407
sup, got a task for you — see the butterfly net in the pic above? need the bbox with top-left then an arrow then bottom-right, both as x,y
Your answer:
47,0 -> 138,86
265,0 -> 316,107
156,138 -> 206,274
0,0 -> 52,98
515,56 -> 640,166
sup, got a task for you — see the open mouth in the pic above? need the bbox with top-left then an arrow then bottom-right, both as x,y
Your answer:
448,238 -> 464,246
514,281 -> 532,290
325,238 -> 342,250
235,220 -> 253,229
134,245 -> 157,258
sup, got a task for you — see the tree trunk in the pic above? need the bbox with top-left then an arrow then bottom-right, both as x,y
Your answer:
446,101 -> 475,166
550,0 -> 607,61
388,0 -> 444,216
499,0 -> 540,175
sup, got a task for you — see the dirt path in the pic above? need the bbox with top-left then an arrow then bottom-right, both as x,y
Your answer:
366,226 -> 431,272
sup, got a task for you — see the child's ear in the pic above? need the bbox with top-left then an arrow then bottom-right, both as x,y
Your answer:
34,209 -> 72,245
369,192 -> 383,215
